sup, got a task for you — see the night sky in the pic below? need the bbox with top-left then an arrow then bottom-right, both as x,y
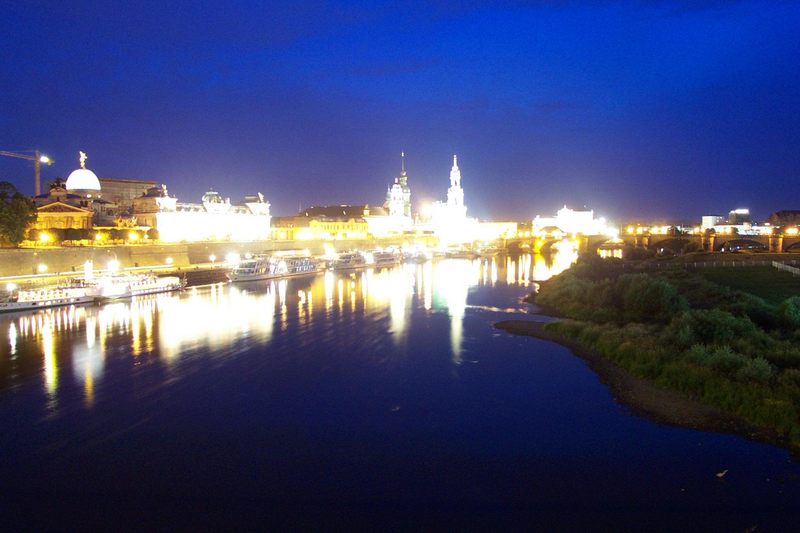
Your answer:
1,1 -> 798,222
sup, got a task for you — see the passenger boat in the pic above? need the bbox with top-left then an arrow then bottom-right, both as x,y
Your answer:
228,255 -> 324,282
403,250 -> 432,263
370,250 -> 403,268
445,250 -> 479,260
0,281 -> 98,313
332,252 -> 368,271
94,273 -> 185,300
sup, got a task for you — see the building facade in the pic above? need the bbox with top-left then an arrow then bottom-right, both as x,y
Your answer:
273,205 -> 372,240
133,187 -> 272,242
429,155 -> 476,244
33,152 -> 120,231
98,177 -> 157,212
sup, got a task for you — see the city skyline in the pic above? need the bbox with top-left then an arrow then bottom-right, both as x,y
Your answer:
2,1 -> 798,221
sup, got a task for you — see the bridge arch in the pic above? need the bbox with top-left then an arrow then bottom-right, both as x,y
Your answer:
650,238 -> 693,254
716,238 -> 768,252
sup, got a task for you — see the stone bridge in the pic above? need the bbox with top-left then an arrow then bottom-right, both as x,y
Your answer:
506,232 -> 800,254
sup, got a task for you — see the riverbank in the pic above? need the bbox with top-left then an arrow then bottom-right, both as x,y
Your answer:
499,254 -> 800,454
495,319 -> 782,447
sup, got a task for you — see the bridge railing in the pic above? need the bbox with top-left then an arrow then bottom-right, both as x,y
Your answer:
772,261 -> 800,276
618,259 -> 800,271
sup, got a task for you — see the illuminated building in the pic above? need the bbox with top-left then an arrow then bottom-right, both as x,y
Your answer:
701,215 -> 726,231
64,152 -> 101,192
728,208 -> 752,225
430,155 -> 478,244
98,177 -> 157,212
134,187 -> 272,242
532,206 -> 614,236
370,154 -> 414,237
384,152 -> 412,218
474,221 -> 518,241
701,208 -> 771,236
33,152 -> 119,231
272,205 -> 371,240
32,196 -> 94,230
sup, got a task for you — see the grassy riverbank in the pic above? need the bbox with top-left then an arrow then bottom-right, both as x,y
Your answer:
510,256 -> 800,450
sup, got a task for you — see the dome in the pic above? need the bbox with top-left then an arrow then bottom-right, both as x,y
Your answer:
65,168 -> 101,191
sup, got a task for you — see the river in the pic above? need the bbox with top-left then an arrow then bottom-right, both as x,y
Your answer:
0,253 -> 798,529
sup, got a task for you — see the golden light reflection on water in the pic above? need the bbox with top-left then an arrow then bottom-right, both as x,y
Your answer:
41,323 -> 57,397
8,322 -> 17,355
1,250 -> 578,405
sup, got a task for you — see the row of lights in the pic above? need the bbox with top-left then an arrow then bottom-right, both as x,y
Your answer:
37,231 -> 144,244
626,225 -> 800,236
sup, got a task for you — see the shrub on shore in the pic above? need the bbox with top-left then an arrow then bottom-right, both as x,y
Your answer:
534,256 -> 800,448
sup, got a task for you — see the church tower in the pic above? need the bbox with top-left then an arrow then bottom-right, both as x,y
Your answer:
398,152 -> 411,217
447,154 -> 465,210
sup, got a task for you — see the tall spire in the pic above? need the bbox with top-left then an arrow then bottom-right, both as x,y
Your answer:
396,151 -> 411,218
449,153 -> 462,191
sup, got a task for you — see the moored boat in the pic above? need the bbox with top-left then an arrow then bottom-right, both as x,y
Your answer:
370,249 -> 403,268
445,250 -> 479,260
228,255 -> 324,282
0,282 -> 98,313
94,273 -> 185,300
332,251 -> 368,271
403,250 -> 432,263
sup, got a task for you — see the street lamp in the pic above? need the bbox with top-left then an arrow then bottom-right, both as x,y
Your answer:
0,150 -> 54,196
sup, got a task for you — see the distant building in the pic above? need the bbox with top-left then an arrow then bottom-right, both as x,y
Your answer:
33,152 -> 120,230
767,210 -> 800,227
133,186 -> 272,242
384,152 -> 412,218
98,177 -> 157,212
533,206 -> 609,236
701,215 -> 726,231
430,155 -> 477,243
32,198 -> 94,231
272,205 -> 372,240
727,208 -> 752,225
474,221 -> 518,241
369,154 -> 415,237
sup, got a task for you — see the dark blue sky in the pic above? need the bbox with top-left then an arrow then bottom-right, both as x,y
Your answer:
1,1 -> 798,221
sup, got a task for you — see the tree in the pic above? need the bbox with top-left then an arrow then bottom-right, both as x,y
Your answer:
0,182 -> 37,247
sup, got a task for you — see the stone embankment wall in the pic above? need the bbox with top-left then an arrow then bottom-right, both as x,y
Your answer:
0,237 -> 424,277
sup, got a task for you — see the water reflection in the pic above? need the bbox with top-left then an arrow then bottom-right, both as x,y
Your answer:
0,250 -> 577,406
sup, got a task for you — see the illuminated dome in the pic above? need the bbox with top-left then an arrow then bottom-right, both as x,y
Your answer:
65,168 -> 101,191
65,151 -> 101,191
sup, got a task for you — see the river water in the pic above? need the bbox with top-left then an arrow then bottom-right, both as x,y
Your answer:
0,254 -> 798,529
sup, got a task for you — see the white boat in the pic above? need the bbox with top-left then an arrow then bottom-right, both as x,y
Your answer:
370,250 -> 403,268
228,255 -> 324,282
0,282 -> 98,313
332,252 -> 368,271
445,250 -> 479,260
95,273 -> 184,300
403,250 -> 432,263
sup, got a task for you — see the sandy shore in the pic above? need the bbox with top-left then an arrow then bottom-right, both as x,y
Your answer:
495,319 -> 786,449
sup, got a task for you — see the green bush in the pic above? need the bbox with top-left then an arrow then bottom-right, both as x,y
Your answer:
685,344 -> 710,364
723,293 -> 778,330
668,309 -> 755,348
706,346 -> 749,373
531,261 -> 800,450
778,296 -> 800,330
736,357 -> 774,383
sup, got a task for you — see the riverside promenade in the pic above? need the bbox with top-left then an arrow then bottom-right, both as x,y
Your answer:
0,236 -> 435,279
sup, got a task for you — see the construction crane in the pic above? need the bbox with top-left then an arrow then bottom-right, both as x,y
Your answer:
0,150 -> 54,196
